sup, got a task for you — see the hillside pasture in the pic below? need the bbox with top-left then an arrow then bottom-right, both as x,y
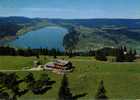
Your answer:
0,56 -> 140,99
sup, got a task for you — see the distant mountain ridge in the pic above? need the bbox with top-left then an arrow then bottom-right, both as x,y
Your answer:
47,18 -> 140,28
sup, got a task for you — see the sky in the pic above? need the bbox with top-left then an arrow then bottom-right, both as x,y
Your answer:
0,0 -> 140,19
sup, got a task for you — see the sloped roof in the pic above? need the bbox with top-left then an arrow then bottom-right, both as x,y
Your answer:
45,62 -> 54,67
54,59 -> 69,65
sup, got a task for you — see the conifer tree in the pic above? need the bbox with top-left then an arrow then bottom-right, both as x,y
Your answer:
95,80 -> 108,100
95,50 -> 107,61
58,74 -> 73,100
123,46 -> 127,52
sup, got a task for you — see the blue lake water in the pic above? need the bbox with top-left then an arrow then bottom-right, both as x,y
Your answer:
8,26 -> 68,51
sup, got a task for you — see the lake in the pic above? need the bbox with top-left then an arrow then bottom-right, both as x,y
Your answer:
8,26 -> 68,51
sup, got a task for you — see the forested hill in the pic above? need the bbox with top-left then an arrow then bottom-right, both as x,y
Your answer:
49,19 -> 140,52
0,16 -> 48,39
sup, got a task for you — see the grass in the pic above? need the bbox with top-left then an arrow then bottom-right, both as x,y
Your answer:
0,56 -> 34,70
1,56 -> 140,99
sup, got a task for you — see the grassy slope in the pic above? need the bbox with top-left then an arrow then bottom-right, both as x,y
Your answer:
72,27 -> 140,52
1,56 -> 140,99
0,56 -> 34,70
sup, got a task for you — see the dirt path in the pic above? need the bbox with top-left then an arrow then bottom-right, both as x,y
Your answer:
0,69 -> 41,72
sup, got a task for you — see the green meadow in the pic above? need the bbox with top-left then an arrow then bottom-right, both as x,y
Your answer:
1,56 -> 140,99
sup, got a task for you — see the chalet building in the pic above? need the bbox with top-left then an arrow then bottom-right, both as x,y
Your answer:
136,54 -> 140,59
44,59 -> 73,73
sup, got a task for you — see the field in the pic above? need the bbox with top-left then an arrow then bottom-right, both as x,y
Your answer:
1,56 -> 140,99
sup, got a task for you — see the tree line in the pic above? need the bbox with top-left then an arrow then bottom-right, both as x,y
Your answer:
64,46 -> 137,62
94,46 -> 137,62
0,45 -> 137,62
0,46 -> 63,57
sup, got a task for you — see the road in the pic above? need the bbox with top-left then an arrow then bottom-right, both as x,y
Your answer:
0,69 -> 41,72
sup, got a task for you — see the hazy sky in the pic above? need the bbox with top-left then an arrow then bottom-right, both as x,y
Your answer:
0,0 -> 140,19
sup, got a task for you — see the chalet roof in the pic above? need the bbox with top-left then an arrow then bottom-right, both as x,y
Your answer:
45,62 -> 54,67
54,59 -> 69,65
